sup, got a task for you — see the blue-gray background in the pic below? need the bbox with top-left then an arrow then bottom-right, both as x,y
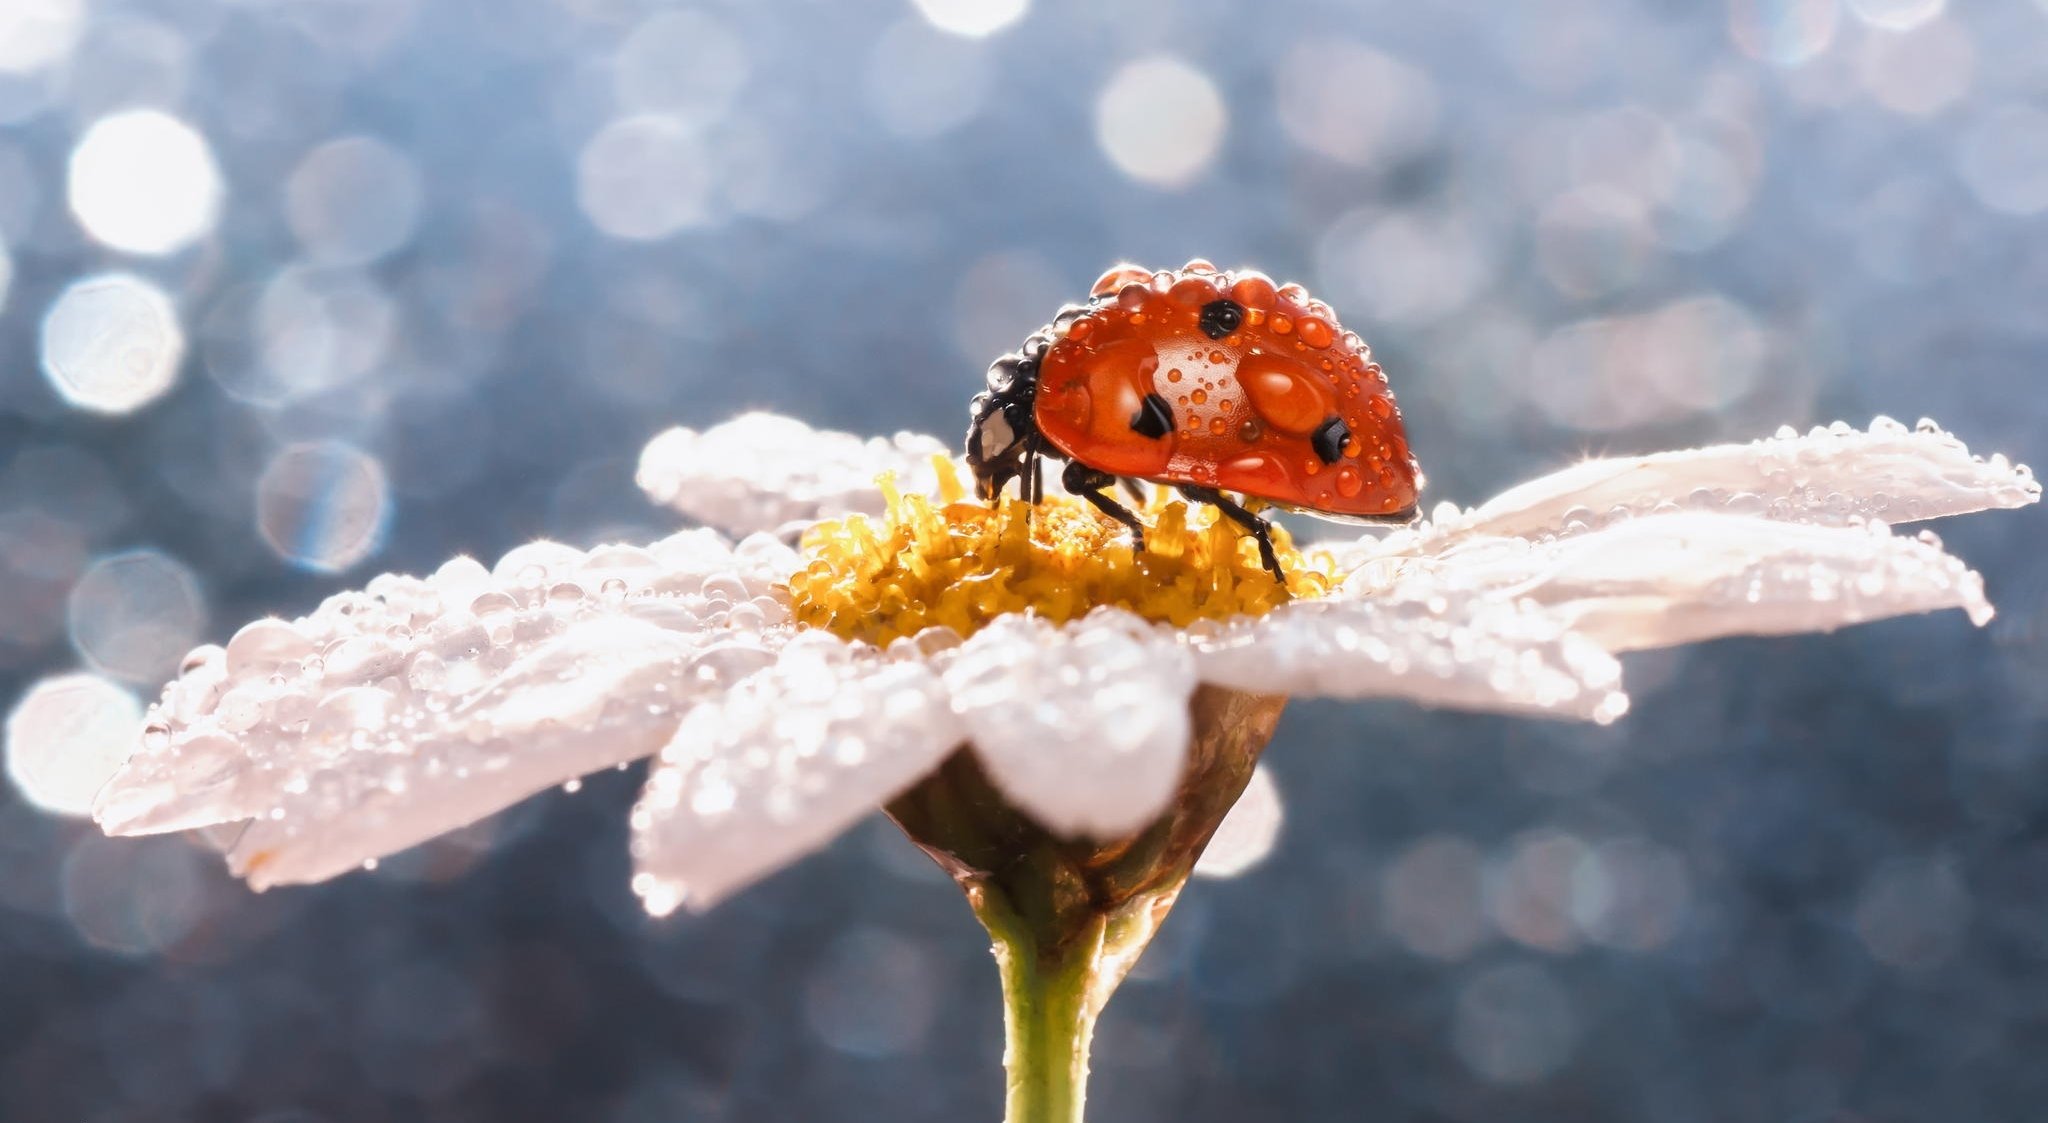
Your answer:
2,0 -> 2046,1119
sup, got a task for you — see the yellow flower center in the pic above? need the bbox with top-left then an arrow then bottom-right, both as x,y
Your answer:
788,457 -> 1332,645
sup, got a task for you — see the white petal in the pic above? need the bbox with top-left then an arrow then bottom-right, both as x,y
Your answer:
1384,418 -> 2038,553
1358,512 -> 1996,653
1190,597 -> 1627,723
629,633 -> 960,915
95,529 -> 799,889
636,412 -> 956,536
942,609 -> 1197,840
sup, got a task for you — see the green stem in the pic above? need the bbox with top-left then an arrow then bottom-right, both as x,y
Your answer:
993,915 -> 1100,1123
884,687 -> 1290,1123
975,870 -> 1181,1123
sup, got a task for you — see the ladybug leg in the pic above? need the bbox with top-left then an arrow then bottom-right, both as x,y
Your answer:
1062,460 -> 1148,554
1120,477 -> 1149,506
1177,485 -> 1285,584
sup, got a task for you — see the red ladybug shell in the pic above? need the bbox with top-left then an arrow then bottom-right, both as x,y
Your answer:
1032,261 -> 1422,520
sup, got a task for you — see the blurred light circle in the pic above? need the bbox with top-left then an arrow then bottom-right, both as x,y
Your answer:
1527,295 -> 1769,431
1452,962 -> 1580,1084
1273,40 -> 1438,167
0,0 -> 84,74
1381,834 -> 1490,960
865,19 -> 990,140
67,548 -> 205,684
61,833 -> 207,956
67,109 -> 223,256
259,267 -> 398,396
1570,837 -> 1691,951
40,272 -> 185,415
4,672 -> 138,818
912,0 -> 1026,38
717,118 -> 832,222
1653,132 -> 1758,251
64,16 -> 193,121
950,249 -> 1067,366
1857,19 -> 1973,116
804,926 -> 939,1057
1533,187 -> 1655,299
614,10 -> 748,122
1094,55 -> 1226,189
1852,854 -> 1971,970
577,114 -> 712,240
1486,829 -> 1588,954
1957,103 -> 2048,216
286,135 -> 424,266
1314,207 -> 1492,326
255,440 -> 391,573
1194,763 -> 1283,879
1729,0 -> 1840,65
1847,0 -> 1943,30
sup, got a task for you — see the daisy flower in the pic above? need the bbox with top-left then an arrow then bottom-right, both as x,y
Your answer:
90,401 -> 2033,1121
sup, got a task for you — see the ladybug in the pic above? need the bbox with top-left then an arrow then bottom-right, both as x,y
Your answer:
965,260 -> 1423,581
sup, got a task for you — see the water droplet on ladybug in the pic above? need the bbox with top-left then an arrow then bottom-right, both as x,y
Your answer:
1167,368 -> 1182,382
1209,418 -> 1227,435
1240,419 -> 1263,442
1230,274 -> 1276,309
1093,264 -> 1150,296
1335,465 -> 1363,498
1271,315 -> 1293,335
1208,349 -> 1225,364
1191,388 -> 1207,405
1299,317 -> 1334,348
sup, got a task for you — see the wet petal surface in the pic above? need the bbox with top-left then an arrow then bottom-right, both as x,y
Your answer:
1356,512 -> 1996,653
1188,597 -> 1628,724
96,530 -> 798,888
943,609 -> 1198,838
630,633 -> 960,914
1379,418 -> 2038,553
637,412 -> 955,537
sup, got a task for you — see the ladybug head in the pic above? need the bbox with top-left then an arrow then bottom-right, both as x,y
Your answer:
964,347 -> 1043,503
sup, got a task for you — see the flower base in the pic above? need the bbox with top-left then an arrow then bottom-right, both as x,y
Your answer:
886,686 -> 1287,1122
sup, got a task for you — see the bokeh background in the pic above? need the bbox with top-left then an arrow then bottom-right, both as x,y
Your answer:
1,0 -> 2045,1118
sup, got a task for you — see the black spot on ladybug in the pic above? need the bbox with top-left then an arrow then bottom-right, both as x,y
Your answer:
1311,415 -> 1351,464
1198,299 -> 1244,340
1129,392 -> 1174,439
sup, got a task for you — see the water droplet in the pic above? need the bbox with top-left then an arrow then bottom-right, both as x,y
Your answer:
469,591 -> 517,618
547,582 -> 586,606
600,577 -> 629,604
